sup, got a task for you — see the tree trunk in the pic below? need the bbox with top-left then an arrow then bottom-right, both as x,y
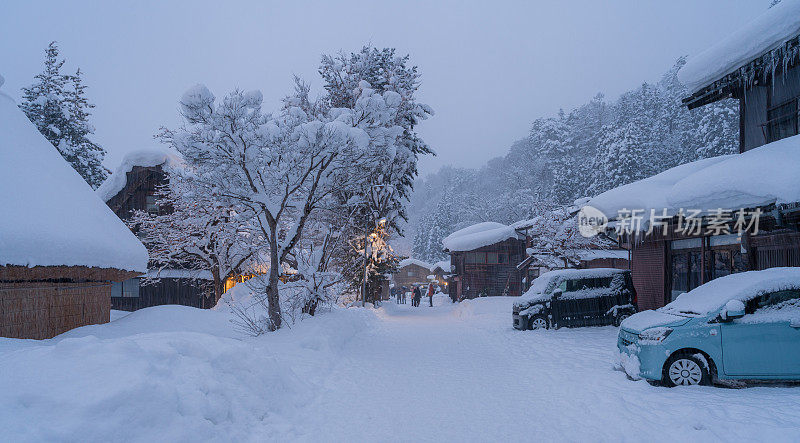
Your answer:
211,266 -> 224,307
267,231 -> 282,330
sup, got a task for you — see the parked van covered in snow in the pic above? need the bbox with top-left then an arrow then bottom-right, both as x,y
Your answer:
618,268 -> 800,386
512,268 -> 637,330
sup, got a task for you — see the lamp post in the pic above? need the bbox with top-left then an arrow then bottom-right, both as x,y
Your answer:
357,183 -> 393,308
362,217 -> 387,307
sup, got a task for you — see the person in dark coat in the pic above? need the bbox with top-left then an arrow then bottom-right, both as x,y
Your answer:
412,286 -> 421,307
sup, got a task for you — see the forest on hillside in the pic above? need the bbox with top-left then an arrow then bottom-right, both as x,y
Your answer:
407,58 -> 739,262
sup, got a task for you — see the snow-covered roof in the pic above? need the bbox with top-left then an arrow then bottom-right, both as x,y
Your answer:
397,258 -> 433,270
145,269 -> 213,280
431,259 -> 451,272
442,222 -> 518,252
0,90 -> 148,272
573,249 -> 629,261
587,134 -> 800,226
660,267 -> 800,316
679,0 -> 800,94
96,148 -> 183,202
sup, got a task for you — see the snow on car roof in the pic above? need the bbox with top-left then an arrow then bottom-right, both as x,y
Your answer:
0,90 -> 148,272
660,267 -> 800,316
442,222 -> 517,252
517,268 -> 628,304
678,0 -> 800,94
587,134 -> 800,227
96,147 -> 183,202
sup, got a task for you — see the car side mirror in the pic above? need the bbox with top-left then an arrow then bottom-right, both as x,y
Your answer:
552,289 -> 563,299
719,299 -> 745,322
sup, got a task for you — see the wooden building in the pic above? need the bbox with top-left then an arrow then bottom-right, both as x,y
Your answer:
97,150 -> 216,310
392,258 -> 434,290
444,223 -> 527,299
588,5 -> 800,310
0,90 -> 148,338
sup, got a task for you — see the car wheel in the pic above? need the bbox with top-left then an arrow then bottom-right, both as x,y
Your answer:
528,315 -> 548,330
663,353 -> 710,387
614,312 -> 631,327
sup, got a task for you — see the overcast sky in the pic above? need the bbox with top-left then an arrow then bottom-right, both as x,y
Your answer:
0,1 -> 768,177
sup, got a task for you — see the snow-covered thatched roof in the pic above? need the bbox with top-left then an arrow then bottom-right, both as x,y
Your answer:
587,134 -> 800,227
679,0 -> 800,94
97,148 -> 183,202
442,222 -> 518,252
431,259 -> 451,272
397,258 -> 433,270
0,89 -> 148,272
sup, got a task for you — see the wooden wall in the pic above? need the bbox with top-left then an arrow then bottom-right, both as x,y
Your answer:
392,264 -> 433,289
112,278 -> 213,311
105,165 -> 166,220
451,238 -> 526,298
0,282 -> 110,339
630,240 -> 667,311
580,258 -> 630,270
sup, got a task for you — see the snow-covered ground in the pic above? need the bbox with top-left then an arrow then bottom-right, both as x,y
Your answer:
2,297 -> 799,441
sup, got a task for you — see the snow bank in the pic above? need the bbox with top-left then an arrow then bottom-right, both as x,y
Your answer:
660,267 -> 800,316
679,0 -> 800,93
0,91 -> 148,272
0,306 -> 310,441
442,222 -> 518,252
398,258 -> 433,269
587,135 -> 800,225
96,147 -> 183,202
59,305 -> 239,339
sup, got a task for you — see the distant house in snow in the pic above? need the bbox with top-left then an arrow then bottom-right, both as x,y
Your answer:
97,149 -> 216,311
588,1 -> 800,310
392,258 -> 434,290
429,259 -> 451,288
0,88 -> 148,339
443,222 -> 527,299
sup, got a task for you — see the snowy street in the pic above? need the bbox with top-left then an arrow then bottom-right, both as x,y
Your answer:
2,297 -> 800,442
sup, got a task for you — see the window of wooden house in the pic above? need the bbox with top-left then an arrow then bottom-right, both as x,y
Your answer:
497,253 -> 508,264
146,194 -> 159,215
112,278 -> 140,298
766,98 -> 798,143
486,252 -> 498,264
407,269 -> 415,277
475,252 -> 487,264
670,238 -> 702,302
465,253 -> 477,264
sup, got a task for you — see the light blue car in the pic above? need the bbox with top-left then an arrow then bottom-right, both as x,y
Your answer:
618,267 -> 800,386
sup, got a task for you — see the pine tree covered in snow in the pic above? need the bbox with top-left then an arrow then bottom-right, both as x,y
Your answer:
20,42 -> 107,188
695,99 -> 739,159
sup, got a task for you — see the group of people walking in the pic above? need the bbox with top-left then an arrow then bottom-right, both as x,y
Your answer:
396,282 -> 436,307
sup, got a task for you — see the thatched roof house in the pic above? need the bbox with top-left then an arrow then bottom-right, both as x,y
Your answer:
0,85 -> 148,338
97,149 -> 216,311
